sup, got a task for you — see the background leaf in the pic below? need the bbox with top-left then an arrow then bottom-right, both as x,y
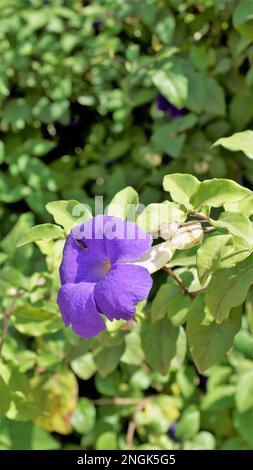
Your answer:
187,298 -> 242,372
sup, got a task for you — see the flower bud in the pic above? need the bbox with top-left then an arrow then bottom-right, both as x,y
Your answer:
170,223 -> 203,250
130,223 -> 203,274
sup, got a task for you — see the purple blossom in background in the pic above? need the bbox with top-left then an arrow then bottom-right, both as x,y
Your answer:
57,215 -> 153,339
167,422 -> 179,442
156,94 -> 187,119
188,359 -> 208,390
69,119 -> 80,128
197,373 -> 208,390
93,19 -> 104,35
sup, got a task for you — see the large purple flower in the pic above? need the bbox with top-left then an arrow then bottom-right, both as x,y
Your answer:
57,215 -> 153,339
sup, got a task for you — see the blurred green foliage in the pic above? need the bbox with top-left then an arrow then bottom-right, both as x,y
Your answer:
1,0 -> 253,451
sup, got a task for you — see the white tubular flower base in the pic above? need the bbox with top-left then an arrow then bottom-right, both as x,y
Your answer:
129,223 -> 203,274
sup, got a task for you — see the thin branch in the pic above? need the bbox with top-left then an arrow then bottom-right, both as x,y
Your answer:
163,267 -> 207,299
91,396 -> 152,449
0,291 -> 20,357
126,397 -> 151,449
92,397 -> 148,406
163,266 -> 196,299
126,420 -> 137,449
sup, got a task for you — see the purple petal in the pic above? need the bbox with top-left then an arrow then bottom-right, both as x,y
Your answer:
94,264 -> 152,321
168,104 -> 187,119
66,215 -> 152,268
59,232 -> 109,284
105,219 -> 152,264
156,94 -> 187,118
57,282 -> 106,339
71,215 -> 112,250
156,94 -> 170,112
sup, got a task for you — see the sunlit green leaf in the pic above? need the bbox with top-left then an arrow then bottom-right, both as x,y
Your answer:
213,130 -> 253,159
46,200 -> 92,233
17,224 -> 65,247
187,297 -> 242,372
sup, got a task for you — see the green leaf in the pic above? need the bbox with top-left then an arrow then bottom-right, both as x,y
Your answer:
6,421 -> 60,450
185,69 -> 205,113
176,406 -> 200,440
141,317 -> 180,375
205,256 -> 253,322
151,279 -> 191,325
71,398 -> 96,434
13,303 -> 63,336
121,329 -> 144,366
234,330 -> 253,360
151,283 -> 172,323
17,224 -> 65,247
135,395 -> 180,433
197,234 -> 232,285
0,266 -> 28,290
151,124 -> 186,158
1,213 -> 34,254
183,432 -> 215,450
107,139 -> 131,161
0,363 -> 39,421
94,343 -> 125,377
71,353 -> 97,380
233,0 -> 253,39
187,297 -> 242,372
213,130 -> 253,159
130,368 -> 151,390
95,371 -> 120,397
219,236 -> 251,269
234,408 -> 253,447
236,369 -> 253,413
224,195 -> 253,217
96,431 -> 118,450
190,178 -> 251,209
3,98 -> 31,124
0,252 -> 7,265
155,14 -> 175,44
210,212 -> 253,248
197,231 -> 251,280
203,77 -> 226,116
23,138 -> 56,157
152,70 -> 188,109
163,173 -> 200,209
176,367 -> 196,399
201,385 -> 235,411
106,186 -> 139,221
33,369 -> 78,435
229,93 -> 253,130
171,327 -> 187,369
190,45 -> 215,71
138,201 -> 185,233
46,200 -> 92,233
0,141 -> 4,164
0,377 -> 11,415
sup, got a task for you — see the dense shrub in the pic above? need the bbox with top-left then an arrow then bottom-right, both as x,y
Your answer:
1,0 -> 253,450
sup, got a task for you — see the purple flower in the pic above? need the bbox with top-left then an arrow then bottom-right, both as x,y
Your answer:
168,422 -> 179,442
156,94 -> 187,119
188,359 -> 208,390
57,215 -> 153,339
93,19 -> 104,35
